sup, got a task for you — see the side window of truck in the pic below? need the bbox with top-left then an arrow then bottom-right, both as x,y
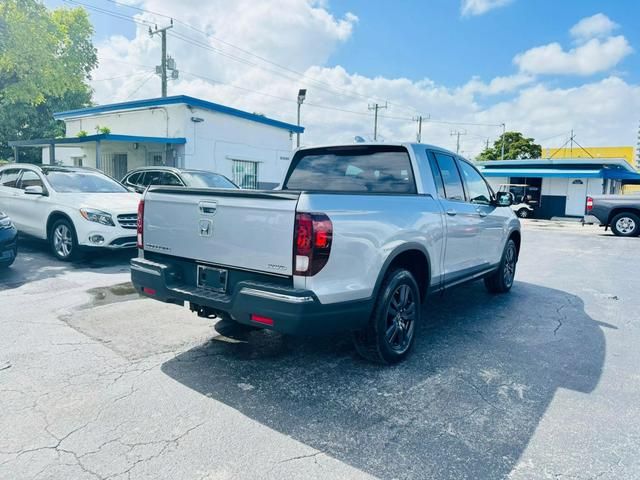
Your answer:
457,160 -> 492,205
431,152 -> 465,201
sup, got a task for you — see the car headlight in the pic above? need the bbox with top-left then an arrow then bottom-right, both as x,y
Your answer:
0,216 -> 13,230
80,208 -> 115,226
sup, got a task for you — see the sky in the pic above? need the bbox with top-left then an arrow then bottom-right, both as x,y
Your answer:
44,0 -> 640,158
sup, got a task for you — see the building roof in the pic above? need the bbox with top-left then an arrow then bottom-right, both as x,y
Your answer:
477,157 -> 636,171
8,133 -> 187,147
53,95 -> 304,134
478,158 -> 640,182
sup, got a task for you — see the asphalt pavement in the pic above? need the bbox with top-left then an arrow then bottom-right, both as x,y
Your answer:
1,221 -> 639,479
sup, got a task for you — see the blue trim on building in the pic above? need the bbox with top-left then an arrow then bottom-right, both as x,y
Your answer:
481,168 -> 603,178
53,95 -> 304,133
8,134 -> 187,147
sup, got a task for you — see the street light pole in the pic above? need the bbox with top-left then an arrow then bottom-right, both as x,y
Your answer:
296,89 -> 306,148
500,123 -> 506,160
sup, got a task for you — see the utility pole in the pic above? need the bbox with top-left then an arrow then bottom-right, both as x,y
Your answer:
149,21 -> 175,97
450,129 -> 467,154
296,89 -> 307,148
413,114 -> 430,143
500,123 -> 506,160
368,102 -> 387,141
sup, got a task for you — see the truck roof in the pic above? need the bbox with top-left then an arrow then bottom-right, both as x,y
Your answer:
295,142 -> 459,157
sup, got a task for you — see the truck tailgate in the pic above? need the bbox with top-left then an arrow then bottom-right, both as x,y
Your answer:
143,188 -> 300,275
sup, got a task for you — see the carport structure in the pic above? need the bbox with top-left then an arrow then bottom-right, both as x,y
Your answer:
8,134 -> 186,180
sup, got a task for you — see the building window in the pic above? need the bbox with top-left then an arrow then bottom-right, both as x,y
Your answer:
147,152 -> 165,166
232,160 -> 258,189
102,153 -> 128,180
72,157 -> 83,167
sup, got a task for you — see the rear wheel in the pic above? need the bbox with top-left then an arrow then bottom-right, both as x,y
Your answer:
485,239 -> 517,294
353,269 -> 420,364
610,212 -> 640,237
516,208 -> 530,218
50,219 -> 79,261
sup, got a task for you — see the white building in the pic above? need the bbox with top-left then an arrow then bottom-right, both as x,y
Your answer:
10,95 -> 303,189
479,158 -> 640,218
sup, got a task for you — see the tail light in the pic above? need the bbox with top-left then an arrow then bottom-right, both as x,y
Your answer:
136,200 -> 144,248
294,212 -> 332,276
586,196 -> 593,213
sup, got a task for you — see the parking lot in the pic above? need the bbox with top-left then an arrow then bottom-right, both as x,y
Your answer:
1,221 -> 639,480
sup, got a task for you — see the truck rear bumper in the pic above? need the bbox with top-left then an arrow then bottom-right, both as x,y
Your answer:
131,257 -> 371,336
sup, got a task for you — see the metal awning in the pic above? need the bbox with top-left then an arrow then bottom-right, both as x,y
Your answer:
8,133 -> 186,147
479,168 -> 603,178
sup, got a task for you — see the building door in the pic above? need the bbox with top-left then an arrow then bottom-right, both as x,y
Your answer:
565,178 -> 588,216
102,153 -> 128,180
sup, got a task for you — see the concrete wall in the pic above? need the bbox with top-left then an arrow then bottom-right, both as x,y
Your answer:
183,106 -> 293,188
64,104 -> 185,139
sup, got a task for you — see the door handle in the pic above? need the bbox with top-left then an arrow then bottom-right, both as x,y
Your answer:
446,209 -> 457,216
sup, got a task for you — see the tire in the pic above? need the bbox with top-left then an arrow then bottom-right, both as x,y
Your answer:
610,212 -> 640,237
516,208 -> 529,218
49,218 -> 79,261
353,269 -> 421,365
485,239 -> 517,294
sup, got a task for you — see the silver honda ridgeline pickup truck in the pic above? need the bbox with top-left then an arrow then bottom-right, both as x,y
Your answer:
131,144 -> 521,364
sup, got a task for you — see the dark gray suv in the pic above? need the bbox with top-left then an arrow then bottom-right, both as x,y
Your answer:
121,167 -> 237,193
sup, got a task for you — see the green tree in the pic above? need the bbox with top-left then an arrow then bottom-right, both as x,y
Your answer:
477,131 -> 542,161
0,0 -> 97,162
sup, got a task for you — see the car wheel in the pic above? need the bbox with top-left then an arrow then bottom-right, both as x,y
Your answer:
485,239 -> 517,294
610,212 -> 640,237
353,269 -> 421,364
516,208 -> 529,218
50,218 -> 79,261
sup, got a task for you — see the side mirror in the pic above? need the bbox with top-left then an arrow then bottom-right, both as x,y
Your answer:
24,185 -> 45,196
494,191 -> 513,207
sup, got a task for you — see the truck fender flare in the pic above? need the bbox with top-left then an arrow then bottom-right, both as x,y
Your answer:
370,242 -> 432,302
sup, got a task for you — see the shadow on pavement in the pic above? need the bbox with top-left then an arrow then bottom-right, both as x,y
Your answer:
0,235 -> 135,290
161,281 -> 607,479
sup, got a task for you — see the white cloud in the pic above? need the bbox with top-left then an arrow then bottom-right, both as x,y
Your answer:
88,1 -> 640,158
514,36 -> 632,76
570,13 -> 618,41
460,74 -> 535,96
460,0 -> 513,17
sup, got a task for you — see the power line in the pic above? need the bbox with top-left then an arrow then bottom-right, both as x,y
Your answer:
96,0 -> 420,114
124,72 -> 156,100
68,0 -> 509,132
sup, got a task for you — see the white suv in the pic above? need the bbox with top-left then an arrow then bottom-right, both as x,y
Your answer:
0,164 -> 140,261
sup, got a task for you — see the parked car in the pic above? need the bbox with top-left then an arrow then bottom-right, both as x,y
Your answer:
121,167 -> 237,193
497,184 -> 537,218
131,143 -> 521,364
586,195 -> 640,237
0,211 -> 18,269
0,164 -> 140,261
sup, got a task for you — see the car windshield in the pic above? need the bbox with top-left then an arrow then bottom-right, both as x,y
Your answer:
43,170 -> 128,193
180,171 -> 237,189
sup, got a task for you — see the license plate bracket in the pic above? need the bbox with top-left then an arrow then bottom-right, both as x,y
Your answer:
197,265 -> 228,293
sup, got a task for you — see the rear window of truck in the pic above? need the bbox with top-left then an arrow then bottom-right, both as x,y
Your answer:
283,145 -> 417,194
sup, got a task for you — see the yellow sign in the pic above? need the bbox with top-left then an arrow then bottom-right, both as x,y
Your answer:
541,146 -> 635,166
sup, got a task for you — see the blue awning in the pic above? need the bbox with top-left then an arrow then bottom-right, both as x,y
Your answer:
8,133 -> 187,147
480,168 -> 603,178
601,169 -> 640,180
